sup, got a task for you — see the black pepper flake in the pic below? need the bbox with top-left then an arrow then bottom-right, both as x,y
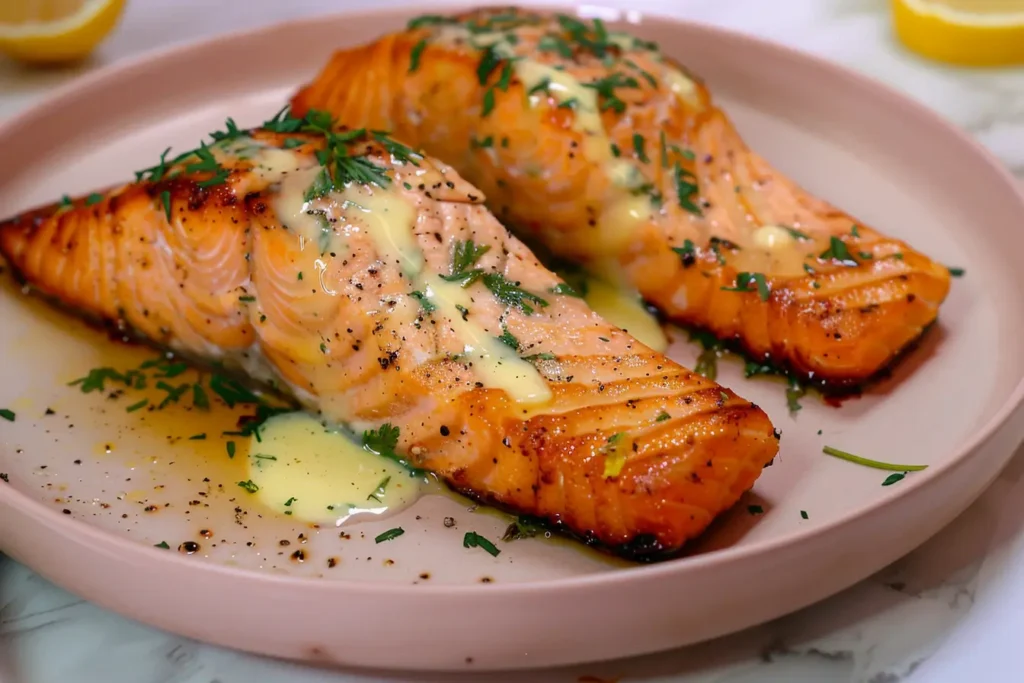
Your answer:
440,425 -> 450,436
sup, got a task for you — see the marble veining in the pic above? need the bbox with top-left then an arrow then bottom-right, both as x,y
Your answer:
2,0 -> 1024,682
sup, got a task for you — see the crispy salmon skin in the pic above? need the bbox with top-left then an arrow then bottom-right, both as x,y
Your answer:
290,6 -> 954,392
0,111 -> 779,560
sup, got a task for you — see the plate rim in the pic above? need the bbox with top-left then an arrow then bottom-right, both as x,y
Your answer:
2,0 -> 1023,600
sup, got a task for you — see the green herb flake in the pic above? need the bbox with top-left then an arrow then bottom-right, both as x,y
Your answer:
800,510 -> 809,520
481,88 -> 497,117
58,194 -> 73,208
0,408 -> 15,422
502,516 -> 546,542
496,326 -> 519,351
188,433 -> 206,440
655,412 -> 671,422
819,236 -> 857,265
549,282 -> 583,297
482,273 -> 549,315
192,384 -> 210,410
284,496 -> 297,507
375,527 -> 405,543
673,163 -> 702,215
822,445 -> 927,472
672,239 -> 697,267
409,38 -> 428,72
367,475 -> 391,502
784,226 -> 811,240
786,378 -> 806,414
632,133 -> 649,163
226,441 -> 236,459
747,505 -> 764,515
463,531 -> 501,557
160,190 -> 172,222
882,472 -> 906,486
409,290 -> 437,313
85,193 -> 103,206
154,541 -> 170,549
125,399 -> 148,413
948,266 -> 965,277
363,423 -> 422,474
721,272 -> 771,301
237,479 -> 259,493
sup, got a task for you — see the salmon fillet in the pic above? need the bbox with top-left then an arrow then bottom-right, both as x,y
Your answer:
0,111 -> 779,560
290,6 -> 954,392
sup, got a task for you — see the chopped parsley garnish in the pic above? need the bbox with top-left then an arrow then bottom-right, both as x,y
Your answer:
721,272 -> 771,301
822,445 -> 927,472
655,412 -> 671,422
783,226 -> 810,240
672,239 -> 697,267
583,72 -> 638,113
237,479 -> 260,493
819,236 -> 857,265
785,378 -> 806,414
443,239 -> 490,285
0,408 -> 14,422
188,433 -> 206,440
557,98 -> 579,110
463,531 -> 501,556
238,295 -> 256,303
496,326 -> 519,350
502,516 -> 546,542
367,476 -> 390,503
363,423 -> 422,473
84,193 -> 103,206
850,224 -> 861,237
800,510 -> 809,520
689,328 -> 722,380
192,384 -> 210,410
226,441 -> 236,459
409,38 -> 428,72
549,282 -> 583,297
470,134 -> 494,149
482,273 -> 549,315
882,473 -> 906,486
410,290 -> 437,313
673,163 -> 702,215
481,88 -> 497,117
284,496 -> 298,507
159,191 -> 172,221
375,527 -> 405,543
632,133 -> 649,163
58,195 -> 72,208
155,381 -> 190,409
747,505 -> 764,515
407,14 -> 451,29
538,34 -> 573,58
154,541 -> 170,549
523,352 -> 556,361
948,266 -> 965,277
125,399 -> 148,413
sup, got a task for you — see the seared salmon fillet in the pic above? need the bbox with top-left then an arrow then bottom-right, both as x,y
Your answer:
290,6 -> 954,392
0,111 -> 779,560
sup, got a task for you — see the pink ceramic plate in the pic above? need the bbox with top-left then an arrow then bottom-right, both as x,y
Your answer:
1,2 -> 1023,673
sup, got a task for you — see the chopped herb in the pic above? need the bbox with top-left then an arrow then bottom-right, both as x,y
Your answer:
375,527 -> 405,543
721,272 -> 771,301
858,251 -> 873,260
252,453 -> 277,461
527,78 -> 551,96
284,496 -> 297,507
188,433 -> 207,440
463,531 -> 501,556
948,266 -> 965,277
482,273 -> 549,315
237,479 -> 260,493
297,272 -> 303,281
160,190 -> 172,221
409,290 -> 437,313
523,352 -> 557,361
470,135 -> 494,149
208,373 -> 261,408
882,472 -> 906,486
363,423 -> 422,474
822,445 -> 927,472
125,399 -> 148,413
367,476 -> 390,502
583,72 -> 638,113
445,239 -> 491,282
226,441 -> 236,459
601,432 -> 628,478
409,38 -> 428,72
455,304 -> 470,321
784,226 -> 811,240
282,138 -> 306,149
819,236 -> 857,265
655,412 -> 671,422
598,335 -> 611,342
673,163 -> 702,215
407,14 -> 450,29
155,380 -> 190,409
496,327 -> 519,350
632,133 -> 649,163
58,194 -> 73,208
538,34 -> 573,58
238,295 -> 256,303
719,391 -> 729,402
747,505 -> 764,515
800,510 -> 809,519
502,516 -> 546,541
481,88 -> 496,117
85,193 -> 103,206
850,224 -> 861,237
192,384 -> 210,410
786,378 -> 806,414
610,143 -> 621,157
557,98 -> 579,110
549,282 -> 583,297
154,541 -> 170,549
672,239 -> 697,266
0,408 -> 14,422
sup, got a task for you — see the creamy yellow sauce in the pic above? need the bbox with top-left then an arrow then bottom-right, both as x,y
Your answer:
246,412 -> 420,524
731,224 -> 817,277
582,278 -> 667,352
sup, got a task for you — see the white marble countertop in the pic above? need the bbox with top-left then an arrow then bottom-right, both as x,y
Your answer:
3,1 -> 1024,681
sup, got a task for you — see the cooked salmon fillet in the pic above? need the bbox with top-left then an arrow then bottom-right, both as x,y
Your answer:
290,6 -> 954,392
0,111 -> 779,560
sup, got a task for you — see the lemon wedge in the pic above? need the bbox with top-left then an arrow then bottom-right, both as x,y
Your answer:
0,0 -> 126,64
893,0 -> 1024,66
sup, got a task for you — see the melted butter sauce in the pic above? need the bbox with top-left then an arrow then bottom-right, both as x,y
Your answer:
247,412 -> 421,525
581,278 -> 667,352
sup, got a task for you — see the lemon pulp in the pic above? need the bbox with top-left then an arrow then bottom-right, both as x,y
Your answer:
893,0 -> 1024,66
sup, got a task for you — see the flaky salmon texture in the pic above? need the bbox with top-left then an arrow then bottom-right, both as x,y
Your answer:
291,6 -> 955,392
0,111 -> 779,560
